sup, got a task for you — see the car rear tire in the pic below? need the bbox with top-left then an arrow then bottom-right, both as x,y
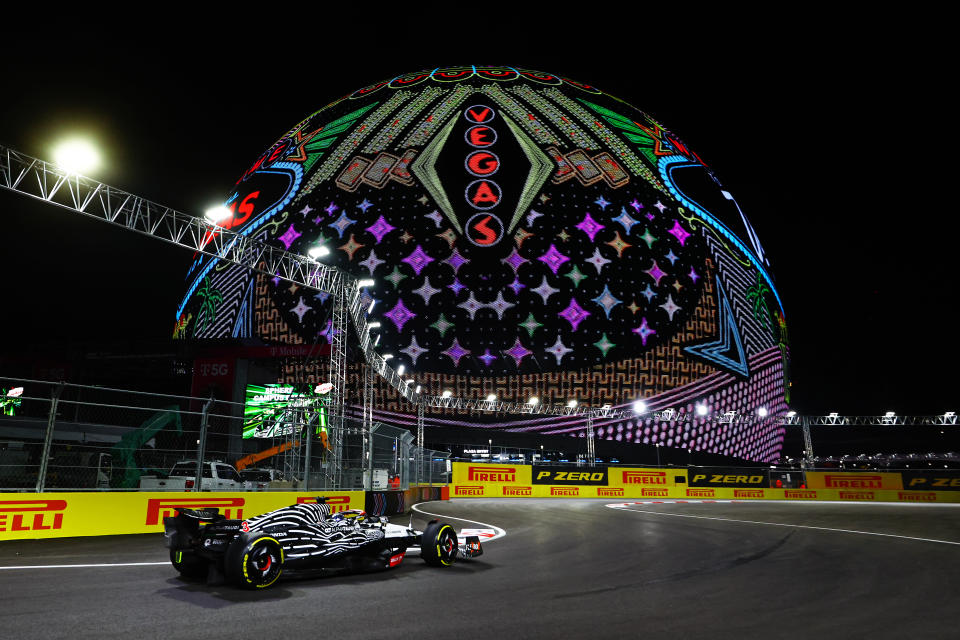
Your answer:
225,533 -> 284,589
170,549 -> 207,579
421,521 -> 458,567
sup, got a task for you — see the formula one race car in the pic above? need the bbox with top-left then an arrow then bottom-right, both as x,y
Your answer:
163,498 -> 482,589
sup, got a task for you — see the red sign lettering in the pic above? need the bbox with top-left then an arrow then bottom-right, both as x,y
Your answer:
466,125 -> 497,148
144,498 -> 244,526
466,151 -> 500,176
0,499 -> 67,532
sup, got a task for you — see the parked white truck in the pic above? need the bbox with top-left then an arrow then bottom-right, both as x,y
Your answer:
139,460 -> 243,491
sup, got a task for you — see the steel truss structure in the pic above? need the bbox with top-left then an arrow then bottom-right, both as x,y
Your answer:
2,145 -> 956,474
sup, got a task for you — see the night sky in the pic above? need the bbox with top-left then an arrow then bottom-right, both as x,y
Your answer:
1,12 -> 954,415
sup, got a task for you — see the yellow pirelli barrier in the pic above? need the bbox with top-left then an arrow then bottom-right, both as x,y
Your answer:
0,491 -> 365,541
449,463 -> 960,503
451,462 -> 688,499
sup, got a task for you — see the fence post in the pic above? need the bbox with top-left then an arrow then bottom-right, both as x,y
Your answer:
194,394 -> 215,492
801,416 -> 814,469
367,426 -> 375,491
35,383 -> 65,493
303,406 -> 313,491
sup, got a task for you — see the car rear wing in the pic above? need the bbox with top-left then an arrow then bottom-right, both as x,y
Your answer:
163,508 -> 224,550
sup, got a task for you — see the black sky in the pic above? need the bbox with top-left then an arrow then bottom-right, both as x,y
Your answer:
1,10 -> 955,415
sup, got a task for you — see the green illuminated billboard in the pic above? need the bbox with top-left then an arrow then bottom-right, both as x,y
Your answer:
243,384 -> 326,439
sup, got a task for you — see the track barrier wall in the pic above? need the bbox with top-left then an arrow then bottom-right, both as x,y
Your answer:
450,463 -> 960,503
0,486 -> 453,541
0,491 -> 364,541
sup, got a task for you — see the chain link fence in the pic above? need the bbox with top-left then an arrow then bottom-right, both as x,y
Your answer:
0,376 -> 448,492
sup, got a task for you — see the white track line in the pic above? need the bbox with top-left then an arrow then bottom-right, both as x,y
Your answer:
606,504 -> 960,546
0,561 -> 169,570
412,502 -> 506,542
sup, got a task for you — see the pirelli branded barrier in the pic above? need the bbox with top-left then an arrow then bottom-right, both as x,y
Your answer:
452,463 -> 688,499
0,491 -> 364,541
450,463 -> 960,503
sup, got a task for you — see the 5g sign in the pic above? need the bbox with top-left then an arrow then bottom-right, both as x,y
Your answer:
198,362 -> 229,377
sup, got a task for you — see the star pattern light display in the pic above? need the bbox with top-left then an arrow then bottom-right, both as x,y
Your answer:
178,66 -> 789,463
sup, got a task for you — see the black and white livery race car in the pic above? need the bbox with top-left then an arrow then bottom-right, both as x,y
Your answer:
163,498 -> 482,589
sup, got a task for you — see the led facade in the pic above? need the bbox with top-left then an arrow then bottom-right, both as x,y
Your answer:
177,67 -> 789,461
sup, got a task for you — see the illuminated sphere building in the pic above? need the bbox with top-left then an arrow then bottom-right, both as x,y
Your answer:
176,67 -> 789,462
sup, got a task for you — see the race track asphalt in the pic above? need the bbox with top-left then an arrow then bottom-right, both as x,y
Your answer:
1,499 -> 959,639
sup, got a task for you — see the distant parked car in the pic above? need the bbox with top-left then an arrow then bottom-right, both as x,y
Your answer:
140,461 -> 243,491
239,468 -> 284,491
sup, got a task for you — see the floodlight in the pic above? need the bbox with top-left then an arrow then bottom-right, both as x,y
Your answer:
486,394 -> 496,402
442,390 -> 452,398
696,404 -> 708,416
308,245 -> 330,259
53,138 -> 100,174
757,407 -> 768,417
632,400 -> 647,414
358,279 -> 374,288
204,206 -> 232,224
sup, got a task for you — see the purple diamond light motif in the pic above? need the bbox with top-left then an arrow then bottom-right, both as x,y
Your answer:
384,298 -> 416,332
442,339 -> 470,366
538,244 -> 570,275
448,278 -> 466,296
402,245 -> 434,275
278,225 -> 302,250
444,248 -> 469,273
668,219 -> 691,246
559,298 -> 590,331
478,349 -> 497,367
632,317 -> 657,346
505,338 -> 533,367
575,212 -> 605,241
501,248 -> 529,273
365,215 -> 396,243
507,277 -> 525,296
644,260 -> 667,285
